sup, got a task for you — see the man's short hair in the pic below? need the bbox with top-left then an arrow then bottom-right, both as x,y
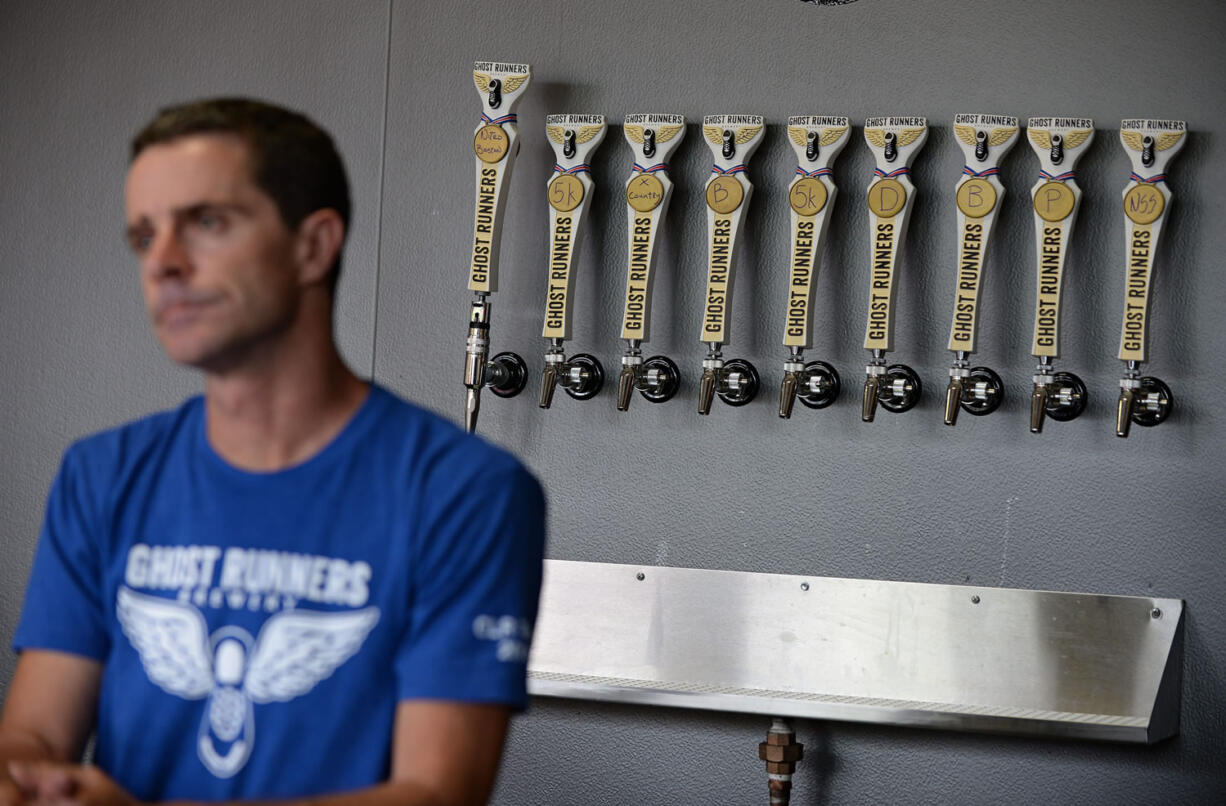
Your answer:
132,98 -> 351,295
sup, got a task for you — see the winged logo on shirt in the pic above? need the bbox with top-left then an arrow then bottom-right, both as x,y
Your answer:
116,586 -> 380,779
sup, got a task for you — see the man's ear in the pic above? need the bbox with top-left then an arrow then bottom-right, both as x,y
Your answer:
293,208 -> 345,287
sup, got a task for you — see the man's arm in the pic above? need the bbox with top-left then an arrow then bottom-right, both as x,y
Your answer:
385,700 -> 510,806
7,699 -> 512,806
0,650 -> 102,801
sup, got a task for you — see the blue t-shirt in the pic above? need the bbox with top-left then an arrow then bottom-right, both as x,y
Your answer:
12,385 -> 546,800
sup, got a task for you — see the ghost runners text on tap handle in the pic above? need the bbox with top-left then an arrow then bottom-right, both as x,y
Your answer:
617,114 -> 687,412
1026,117 -> 1094,433
697,115 -> 766,415
539,114 -> 608,409
778,116 -> 851,419
860,117 -> 928,422
464,61 -> 533,432
943,114 -> 1020,426
1114,119 -> 1186,437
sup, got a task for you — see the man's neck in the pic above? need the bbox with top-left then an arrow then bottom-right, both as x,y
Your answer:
203,335 -> 369,473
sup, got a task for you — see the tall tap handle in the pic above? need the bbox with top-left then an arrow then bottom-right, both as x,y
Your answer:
1027,117 -> 1094,364
862,117 -> 928,356
542,114 -> 607,345
1117,120 -> 1187,368
469,61 -> 532,294
947,114 -> 1019,358
782,116 -> 850,363
699,115 -> 764,348
621,114 -> 686,346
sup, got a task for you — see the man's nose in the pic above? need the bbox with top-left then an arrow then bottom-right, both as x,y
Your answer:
143,228 -> 191,280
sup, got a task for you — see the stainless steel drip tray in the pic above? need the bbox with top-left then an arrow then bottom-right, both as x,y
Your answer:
527,561 -> 1183,744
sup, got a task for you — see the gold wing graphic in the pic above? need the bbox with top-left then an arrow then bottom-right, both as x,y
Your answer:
788,127 -> 809,147
624,125 -> 645,144
896,127 -> 925,147
654,124 -> 683,143
734,126 -> 762,144
703,125 -> 724,145
819,126 -> 847,146
1028,129 -> 1052,149
1063,129 -> 1093,150
988,127 -> 1017,146
574,125 -> 604,144
501,74 -> 529,93
546,125 -> 565,145
1120,130 -> 1145,151
1155,131 -> 1185,150
473,72 -> 491,93
954,124 -> 977,146
864,128 -> 886,148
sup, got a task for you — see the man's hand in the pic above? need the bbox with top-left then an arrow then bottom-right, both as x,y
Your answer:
6,761 -> 138,806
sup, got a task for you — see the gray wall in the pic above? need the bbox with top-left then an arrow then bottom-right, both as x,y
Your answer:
3,0 -> 1224,802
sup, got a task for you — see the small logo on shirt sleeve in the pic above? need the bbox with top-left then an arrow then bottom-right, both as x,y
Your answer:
472,614 -> 532,663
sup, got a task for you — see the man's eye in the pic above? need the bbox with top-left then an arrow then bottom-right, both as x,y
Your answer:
130,233 -> 153,254
198,212 -> 223,229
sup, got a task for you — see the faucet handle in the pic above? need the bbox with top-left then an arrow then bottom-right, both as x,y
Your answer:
1117,375 -> 1173,437
539,357 -> 561,409
617,363 -> 637,412
1032,371 -> 1087,433
698,362 -> 719,416
779,365 -> 801,419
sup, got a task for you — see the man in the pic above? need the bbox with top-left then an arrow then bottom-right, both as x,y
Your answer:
0,99 -> 545,804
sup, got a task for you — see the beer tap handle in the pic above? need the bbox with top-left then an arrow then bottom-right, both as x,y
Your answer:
619,114 -> 687,411
861,117 -> 928,420
463,60 -> 532,432
539,114 -> 608,408
1027,116 -> 1095,433
945,114 -> 1019,426
779,116 -> 850,420
697,115 -> 765,415
1116,119 -> 1186,437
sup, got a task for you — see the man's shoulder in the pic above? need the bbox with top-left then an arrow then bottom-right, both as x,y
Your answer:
64,396 -> 202,472
371,386 -> 536,486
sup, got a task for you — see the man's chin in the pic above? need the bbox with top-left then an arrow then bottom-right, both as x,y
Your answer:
158,338 -> 235,373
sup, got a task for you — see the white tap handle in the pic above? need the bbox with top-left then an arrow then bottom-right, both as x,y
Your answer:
541,114 -> 607,342
1027,116 -> 1095,359
862,116 -> 928,353
620,114 -> 686,343
946,113 -> 1020,354
468,60 -> 532,294
699,114 -> 765,346
782,116 -> 850,350
1117,119 -> 1187,364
